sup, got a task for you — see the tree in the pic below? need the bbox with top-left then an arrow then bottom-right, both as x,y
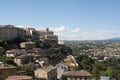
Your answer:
5,59 -> 17,66
117,73 -> 120,79
92,67 -> 100,78
76,54 -> 94,71
11,37 -> 26,44
0,41 -> 9,49
22,66 -> 34,76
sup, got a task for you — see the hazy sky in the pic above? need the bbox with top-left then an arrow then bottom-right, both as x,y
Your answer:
0,0 -> 120,40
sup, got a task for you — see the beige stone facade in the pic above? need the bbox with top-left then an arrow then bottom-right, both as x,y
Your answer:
14,55 -> 32,66
6,49 -> 27,58
26,28 -> 40,41
0,25 -> 58,42
62,70 -> 92,80
39,28 -> 54,36
34,66 -> 57,80
39,28 -> 58,41
20,42 -> 35,49
64,55 -> 78,67
44,35 -> 58,41
0,25 -> 26,41
0,62 -> 17,80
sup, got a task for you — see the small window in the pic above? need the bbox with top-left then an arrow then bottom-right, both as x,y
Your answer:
61,67 -> 64,69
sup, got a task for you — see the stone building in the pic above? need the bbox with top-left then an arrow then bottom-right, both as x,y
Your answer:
35,57 -> 49,67
64,55 -> 78,67
0,25 -> 26,41
20,42 -> 35,49
6,49 -> 27,58
25,28 -> 40,41
0,25 -> 58,43
0,62 -> 17,80
34,66 -> 57,80
55,62 -> 68,80
38,28 -> 58,42
39,28 -> 54,36
62,70 -> 92,80
14,55 -> 32,66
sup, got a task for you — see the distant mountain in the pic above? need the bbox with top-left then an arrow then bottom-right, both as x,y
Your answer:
63,37 -> 120,43
106,37 -> 120,41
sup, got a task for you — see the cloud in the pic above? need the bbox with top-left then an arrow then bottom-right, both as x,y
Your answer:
16,25 -> 33,28
71,28 -> 80,32
50,26 -> 120,40
81,30 -> 119,40
52,26 -> 68,32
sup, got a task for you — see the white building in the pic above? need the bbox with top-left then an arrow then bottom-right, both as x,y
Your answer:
6,49 -> 27,58
55,62 -> 68,79
20,42 -> 35,49
100,76 -> 109,80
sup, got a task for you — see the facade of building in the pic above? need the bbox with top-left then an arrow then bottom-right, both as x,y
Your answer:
26,28 -> 40,41
0,62 -> 17,80
0,25 -> 26,41
44,35 -> 58,41
62,70 -> 92,80
27,48 -> 44,55
38,28 -> 58,42
34,66 -> 57,80
64,55 -> 78,67
39,28 -> 54,36
55,63 -> 68,80
20,42 -> 35,49
35,57 -> 49,67
14,55 -> 32,66
0,25 -> 58,43
6,49 -> 27,58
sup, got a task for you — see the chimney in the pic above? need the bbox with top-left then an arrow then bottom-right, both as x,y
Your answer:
46,28 -> 49,32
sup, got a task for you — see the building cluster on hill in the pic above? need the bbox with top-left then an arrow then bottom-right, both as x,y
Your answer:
0,25 -> 93,80
0,25 -> 58,42
0,41 -> 92,80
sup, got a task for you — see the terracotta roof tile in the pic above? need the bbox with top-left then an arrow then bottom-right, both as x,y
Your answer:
6,75 -> 32,80
63,70 -> 92,77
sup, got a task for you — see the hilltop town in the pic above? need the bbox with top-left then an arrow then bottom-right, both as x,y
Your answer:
0,25 -> 90,80
0,25 -> 120,80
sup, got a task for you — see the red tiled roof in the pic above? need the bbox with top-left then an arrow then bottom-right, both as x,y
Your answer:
63,70 -> 92,77
6,75 -> 32,80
